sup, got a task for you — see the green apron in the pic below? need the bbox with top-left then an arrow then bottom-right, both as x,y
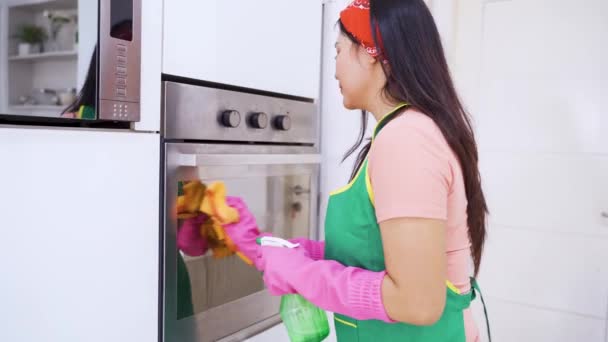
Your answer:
324,103 -> 483,342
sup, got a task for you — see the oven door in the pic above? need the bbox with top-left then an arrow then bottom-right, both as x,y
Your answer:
163,143 -> 321,342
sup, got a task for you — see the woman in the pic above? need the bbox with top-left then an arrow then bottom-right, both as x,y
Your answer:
224,0 -> 488,341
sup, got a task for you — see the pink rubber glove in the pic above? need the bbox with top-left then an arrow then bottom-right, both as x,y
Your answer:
288,237 -> 325,260
257,246 -> 393,323
177,213 -> 209,257
223,196 -> 270,268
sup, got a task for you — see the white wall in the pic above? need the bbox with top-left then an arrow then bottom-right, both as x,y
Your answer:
450,1 -> 608,341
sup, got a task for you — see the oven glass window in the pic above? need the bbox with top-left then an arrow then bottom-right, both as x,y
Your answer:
175,170 -> 312,320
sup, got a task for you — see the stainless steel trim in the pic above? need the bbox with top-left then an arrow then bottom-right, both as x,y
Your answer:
178,153 -> 322,167
99,0 -> 141,122
216,315 -> 282,342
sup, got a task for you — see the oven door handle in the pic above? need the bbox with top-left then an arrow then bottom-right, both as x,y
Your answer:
177,153 -> 322,166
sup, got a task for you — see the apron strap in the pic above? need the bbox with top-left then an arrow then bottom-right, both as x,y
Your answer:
471,277 -> 492,342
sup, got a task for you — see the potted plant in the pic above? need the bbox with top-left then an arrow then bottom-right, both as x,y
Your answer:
14,25 -> 48,55
44,10 -> 73,51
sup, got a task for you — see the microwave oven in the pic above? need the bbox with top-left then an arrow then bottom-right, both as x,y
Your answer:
0,0 -> 141,123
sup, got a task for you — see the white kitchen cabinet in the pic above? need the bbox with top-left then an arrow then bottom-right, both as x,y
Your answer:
0,127 -> 160,342
163,0 -> 323,99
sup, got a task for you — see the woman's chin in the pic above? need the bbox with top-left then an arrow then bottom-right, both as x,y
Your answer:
342,98 -> 357,110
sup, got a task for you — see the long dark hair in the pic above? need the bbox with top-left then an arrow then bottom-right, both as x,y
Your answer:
340,0 -> 488,275
62,45 -> 97,115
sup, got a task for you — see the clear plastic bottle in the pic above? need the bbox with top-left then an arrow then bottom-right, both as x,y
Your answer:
280,294 -> 330,342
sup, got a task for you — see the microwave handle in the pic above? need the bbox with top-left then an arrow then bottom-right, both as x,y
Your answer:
177,154 -> 322,167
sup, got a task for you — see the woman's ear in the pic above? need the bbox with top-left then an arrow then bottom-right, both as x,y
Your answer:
367,51 -> 378,65
358,47 -> 378,67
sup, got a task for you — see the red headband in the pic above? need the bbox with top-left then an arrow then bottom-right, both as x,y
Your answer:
339,0 -> 385,61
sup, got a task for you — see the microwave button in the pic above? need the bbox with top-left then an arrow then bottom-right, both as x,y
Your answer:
117,44 -> 127,57
116,56 -> 127,66
116,66 -> 127,76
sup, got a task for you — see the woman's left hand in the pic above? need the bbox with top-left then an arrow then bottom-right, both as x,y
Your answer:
257,245 -> 312,296
255,245 -> 393,322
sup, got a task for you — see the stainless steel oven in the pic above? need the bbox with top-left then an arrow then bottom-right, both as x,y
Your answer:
1,0 -> 141,123
162,81 -> 320,342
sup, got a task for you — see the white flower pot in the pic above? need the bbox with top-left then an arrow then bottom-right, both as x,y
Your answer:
18,43 -> 40,56
18,43 -> 30,55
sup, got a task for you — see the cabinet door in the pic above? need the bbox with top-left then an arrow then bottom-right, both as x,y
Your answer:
163,0 -> 322,99
0,127 -> 160,342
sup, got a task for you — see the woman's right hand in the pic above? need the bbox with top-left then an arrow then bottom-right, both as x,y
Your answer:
223,196 -> 267,267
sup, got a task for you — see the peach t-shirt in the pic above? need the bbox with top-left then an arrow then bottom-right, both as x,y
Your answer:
368,109 -> 479,342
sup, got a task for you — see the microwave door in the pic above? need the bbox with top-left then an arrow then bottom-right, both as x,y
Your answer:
2,0 -> 97,120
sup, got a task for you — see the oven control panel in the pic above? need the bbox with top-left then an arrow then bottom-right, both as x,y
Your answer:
163,82 -> 317,144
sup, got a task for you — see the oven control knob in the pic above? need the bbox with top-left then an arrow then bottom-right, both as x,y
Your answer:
248,112 -> 268,129
220,110 -> 241,128
273,115 -> 291,131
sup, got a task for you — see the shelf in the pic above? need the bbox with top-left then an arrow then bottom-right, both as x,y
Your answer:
6,105 -> 66,118
8,0 -> 77,13
9,105 -> 65,111
9,50 -> 77,62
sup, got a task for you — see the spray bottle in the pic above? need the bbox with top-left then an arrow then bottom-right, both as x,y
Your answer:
257,236 -> 330,342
